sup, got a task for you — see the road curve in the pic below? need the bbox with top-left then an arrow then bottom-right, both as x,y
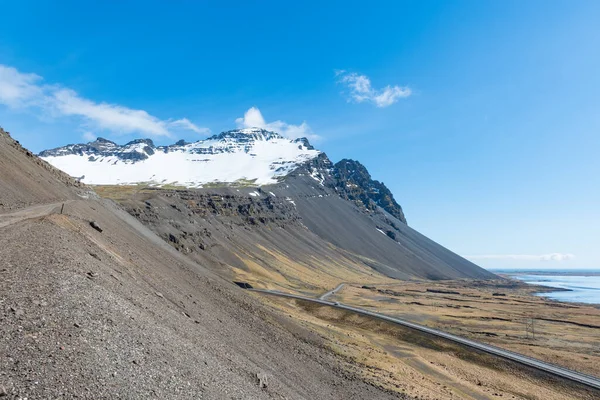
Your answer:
319,283 -> 345,300
250,288 -> 600,391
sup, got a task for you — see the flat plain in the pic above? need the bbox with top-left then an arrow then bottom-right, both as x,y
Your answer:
253,279 -> 600,400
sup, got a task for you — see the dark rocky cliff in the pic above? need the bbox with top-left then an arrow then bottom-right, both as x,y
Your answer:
332,159 -> 406,224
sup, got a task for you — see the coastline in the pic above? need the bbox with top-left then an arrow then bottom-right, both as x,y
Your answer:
495,271 -> 600,306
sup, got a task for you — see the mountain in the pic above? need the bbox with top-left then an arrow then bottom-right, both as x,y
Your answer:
1,126 -> 397,399
39,128 -> 320,186
41,128 -> 495,282
39,130 -> 404,224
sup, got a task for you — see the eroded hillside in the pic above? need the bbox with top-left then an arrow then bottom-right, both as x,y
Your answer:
96,167 -> 494,290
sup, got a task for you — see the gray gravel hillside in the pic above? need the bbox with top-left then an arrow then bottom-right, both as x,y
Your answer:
279,172 -> 495,280
0,127 -> 84,211
113,172 -> 494,282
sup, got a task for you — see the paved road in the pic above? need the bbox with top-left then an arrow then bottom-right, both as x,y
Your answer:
0,201 -> 70,229
319,283 -> 345,300
250,288 -> 600,391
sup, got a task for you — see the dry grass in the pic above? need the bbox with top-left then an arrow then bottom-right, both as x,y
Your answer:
258,294 -> 599,400
93,184 -> 160,201
332,280 -> 600,378
230,244 -> 398,294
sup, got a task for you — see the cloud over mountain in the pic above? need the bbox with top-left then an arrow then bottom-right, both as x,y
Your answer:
0,64 -> 207,137
235,107 -> 318,140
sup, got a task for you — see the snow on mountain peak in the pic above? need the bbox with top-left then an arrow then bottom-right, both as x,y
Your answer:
39,129 -> 320,187
210,128 -> 284,141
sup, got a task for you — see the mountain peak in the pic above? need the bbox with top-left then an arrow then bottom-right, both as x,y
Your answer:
209,128 -> 284,142
124,138 -> 155,147
94,137 -> 116,144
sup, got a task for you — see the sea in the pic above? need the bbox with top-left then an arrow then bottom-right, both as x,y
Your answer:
490,269 -> 600,305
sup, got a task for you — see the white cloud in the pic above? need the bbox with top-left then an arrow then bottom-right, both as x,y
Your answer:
465,253 -> 576,262
235,107 -> 318,140
52,88 -> 172,136
167,118 -> 210,134
336,70 -> 411,107
82,131 -> 96,141
0,65 -> 44,108
0,64 -> 207,137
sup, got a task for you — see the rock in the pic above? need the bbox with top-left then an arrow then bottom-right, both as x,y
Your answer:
233,281 -> 253,289
256,372 -> 268,389
155,292 -> 164,298
86,271 -> 99,279
0,385 -> 7,396
90,221 -> 103,232
10,307 -> 24,318
385,230 -> 397,240
74,323 -> 81,328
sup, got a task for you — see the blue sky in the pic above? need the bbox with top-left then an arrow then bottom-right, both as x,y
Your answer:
1,1 -> 599,269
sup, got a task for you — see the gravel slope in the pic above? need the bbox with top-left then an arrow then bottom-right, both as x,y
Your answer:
279,173 -> 495,280
0,128 -> 82,212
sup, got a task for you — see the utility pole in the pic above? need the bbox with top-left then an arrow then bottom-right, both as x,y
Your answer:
524,317 -> 535,340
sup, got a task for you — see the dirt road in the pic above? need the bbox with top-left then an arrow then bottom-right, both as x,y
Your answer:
0,201 -> 71,228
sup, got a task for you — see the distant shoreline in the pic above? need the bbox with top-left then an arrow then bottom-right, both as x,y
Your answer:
497,271 -> 600,306
490,269 -> 600,277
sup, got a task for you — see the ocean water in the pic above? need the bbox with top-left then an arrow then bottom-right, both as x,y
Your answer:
504,272 -> 600,305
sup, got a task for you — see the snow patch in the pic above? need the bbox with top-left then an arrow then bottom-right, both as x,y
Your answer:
309,169 -> 325,186
41,130 -> 321,187
285,197 -> 296,207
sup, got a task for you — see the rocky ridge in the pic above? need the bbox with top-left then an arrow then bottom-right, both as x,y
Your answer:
298,155 -> 406,224
40,129 -> 407,225
39,128 -> 314,163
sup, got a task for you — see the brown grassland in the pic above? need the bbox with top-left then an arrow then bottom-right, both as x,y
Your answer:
256,284 -> 599,400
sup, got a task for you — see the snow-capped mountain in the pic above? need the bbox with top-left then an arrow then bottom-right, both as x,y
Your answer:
32,125 -> 496,281
39,128 -> 320,187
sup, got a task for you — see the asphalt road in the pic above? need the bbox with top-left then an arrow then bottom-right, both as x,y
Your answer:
319,283 -> 345,300
250,288 -> 600,391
